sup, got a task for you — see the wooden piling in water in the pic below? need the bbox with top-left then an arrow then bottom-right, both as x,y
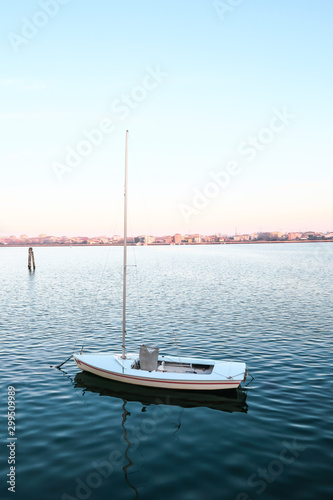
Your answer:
28,247 -> 35,270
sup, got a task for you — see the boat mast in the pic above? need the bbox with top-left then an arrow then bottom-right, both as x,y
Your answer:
122,130 -> 129,359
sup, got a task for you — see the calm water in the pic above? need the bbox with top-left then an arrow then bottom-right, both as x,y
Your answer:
1,243 -> 333,500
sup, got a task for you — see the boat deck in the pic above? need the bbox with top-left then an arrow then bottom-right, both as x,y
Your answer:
157,361 -> 214,374
131,359 -> 214,374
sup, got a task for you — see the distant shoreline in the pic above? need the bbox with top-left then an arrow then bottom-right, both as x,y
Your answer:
1,239 -> 332,248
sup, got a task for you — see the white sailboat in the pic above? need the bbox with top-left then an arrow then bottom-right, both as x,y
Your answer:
73,131 -> 247,391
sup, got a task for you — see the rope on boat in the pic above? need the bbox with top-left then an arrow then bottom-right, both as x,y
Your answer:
213,370 -> 244,379
79,239 -> 117,353
55,219 -> 120,370
212,369 -> 254,383
245,370 -> 255,386
55,354 -> 73,369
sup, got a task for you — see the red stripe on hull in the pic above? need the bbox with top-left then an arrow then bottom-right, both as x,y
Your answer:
75,358 -> 241,390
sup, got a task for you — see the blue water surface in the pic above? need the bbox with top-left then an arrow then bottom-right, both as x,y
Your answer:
1,243 -> 333,500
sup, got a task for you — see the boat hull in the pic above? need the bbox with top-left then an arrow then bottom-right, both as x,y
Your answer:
74,371 -> 248,413
73,353 -> 246,391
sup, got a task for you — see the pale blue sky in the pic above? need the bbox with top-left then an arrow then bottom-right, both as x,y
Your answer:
1,0 -> 332,236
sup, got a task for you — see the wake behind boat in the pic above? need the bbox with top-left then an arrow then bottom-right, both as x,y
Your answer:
73,131 -> 247,391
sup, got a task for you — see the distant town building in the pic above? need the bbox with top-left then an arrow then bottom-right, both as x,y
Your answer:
202,235 -> 216,243
174,233 -> 182,244
145,235 -> 155,244
1,230 -> 332,246
44,236 -> 57,243
287,232 -> 302,240
300,231 -> 316,240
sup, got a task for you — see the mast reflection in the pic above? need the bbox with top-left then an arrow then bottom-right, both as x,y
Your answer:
121,401 -> 139,498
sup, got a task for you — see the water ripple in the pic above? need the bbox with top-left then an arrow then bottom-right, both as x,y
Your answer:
1,244 -> 333,500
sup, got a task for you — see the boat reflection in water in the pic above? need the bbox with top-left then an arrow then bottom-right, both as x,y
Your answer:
73,372 -> 248,497
73,371 -> 248,413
